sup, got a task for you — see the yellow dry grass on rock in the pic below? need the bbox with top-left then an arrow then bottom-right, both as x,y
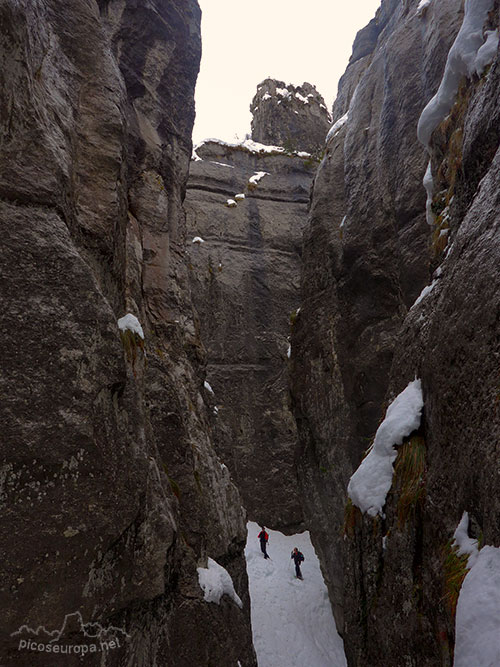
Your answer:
120,328 -> 145,374
343,497 -> 362,538
442,540 -> 470,618
393,435 -> 426,527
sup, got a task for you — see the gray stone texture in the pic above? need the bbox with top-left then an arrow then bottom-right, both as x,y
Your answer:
185,140 -> 316,532
0,1 -> 256,665
250,78 -> 331,156
289,0 -> 494,663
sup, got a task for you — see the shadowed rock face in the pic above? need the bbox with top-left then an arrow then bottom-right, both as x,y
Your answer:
289,0 -> 498,663
0,2 -> 256,665
185,140 -> 316,532
250,78 -> 331,156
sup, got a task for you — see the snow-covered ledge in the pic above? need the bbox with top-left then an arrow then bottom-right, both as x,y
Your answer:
453,512 -> 500,667
197,558 -> 242,609
347,379 -> 424,517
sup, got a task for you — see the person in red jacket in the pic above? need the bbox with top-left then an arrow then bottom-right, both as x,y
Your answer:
258,526 -> 270,559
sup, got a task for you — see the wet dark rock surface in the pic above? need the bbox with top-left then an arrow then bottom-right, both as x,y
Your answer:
0,1 -> 256,665
289,0 -> 500,664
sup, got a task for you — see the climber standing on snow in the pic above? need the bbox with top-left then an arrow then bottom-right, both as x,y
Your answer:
291,547 -> 304,579
258,526 -> 270,559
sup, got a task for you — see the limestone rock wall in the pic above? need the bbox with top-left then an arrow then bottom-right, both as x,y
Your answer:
289,0 -> 500,663
0,1 -> 256,665
185,139 -> 316,532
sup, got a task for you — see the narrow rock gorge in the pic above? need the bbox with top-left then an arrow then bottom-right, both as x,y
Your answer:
1,1 -> 255,665
185,81 -> 329,531
3,0 -> 500,665
186,142 -> 307,532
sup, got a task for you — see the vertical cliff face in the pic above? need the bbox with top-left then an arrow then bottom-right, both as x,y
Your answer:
0,1 -> 256,665
185,138 -> 317,531
292,0 -> 461,634
290,0 -> 500,663
250,78 -> 331,156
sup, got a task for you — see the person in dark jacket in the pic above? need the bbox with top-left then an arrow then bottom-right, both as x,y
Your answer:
291,547 -> 304,579
258,526 -> 270,559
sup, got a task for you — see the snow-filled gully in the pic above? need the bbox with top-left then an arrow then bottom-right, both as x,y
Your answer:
245,521 -> 347,667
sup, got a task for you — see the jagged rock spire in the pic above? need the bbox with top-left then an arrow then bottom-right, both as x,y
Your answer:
250,78 -> 331,155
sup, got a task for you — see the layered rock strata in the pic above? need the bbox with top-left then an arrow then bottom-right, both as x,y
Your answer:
290,0 -> 500,664
185,139 -> 317,531
0,1 -> 256,665
250,78 -> 331,156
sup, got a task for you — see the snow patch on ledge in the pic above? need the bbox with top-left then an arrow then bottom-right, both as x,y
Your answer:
195,137 -> 284,155
249,171 -> 269,186
276,87 -> 292,98
117,313 -> 144,339
410,278 -> 438,309
210,161 -> 234,169
453,511 -> 479,567
423,160 -> 434,226
197,558 -> 242,608
326,112 -> 348,143
416,0 -> 432,16
347,379 -> 424,517
475,29 -> 499,75
194,137 -> 311,158
454,513 -> 500,667
295,92 -> 309,104
417,0 -> 496,147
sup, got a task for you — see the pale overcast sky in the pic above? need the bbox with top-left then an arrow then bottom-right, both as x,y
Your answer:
193,0 -> 381,144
